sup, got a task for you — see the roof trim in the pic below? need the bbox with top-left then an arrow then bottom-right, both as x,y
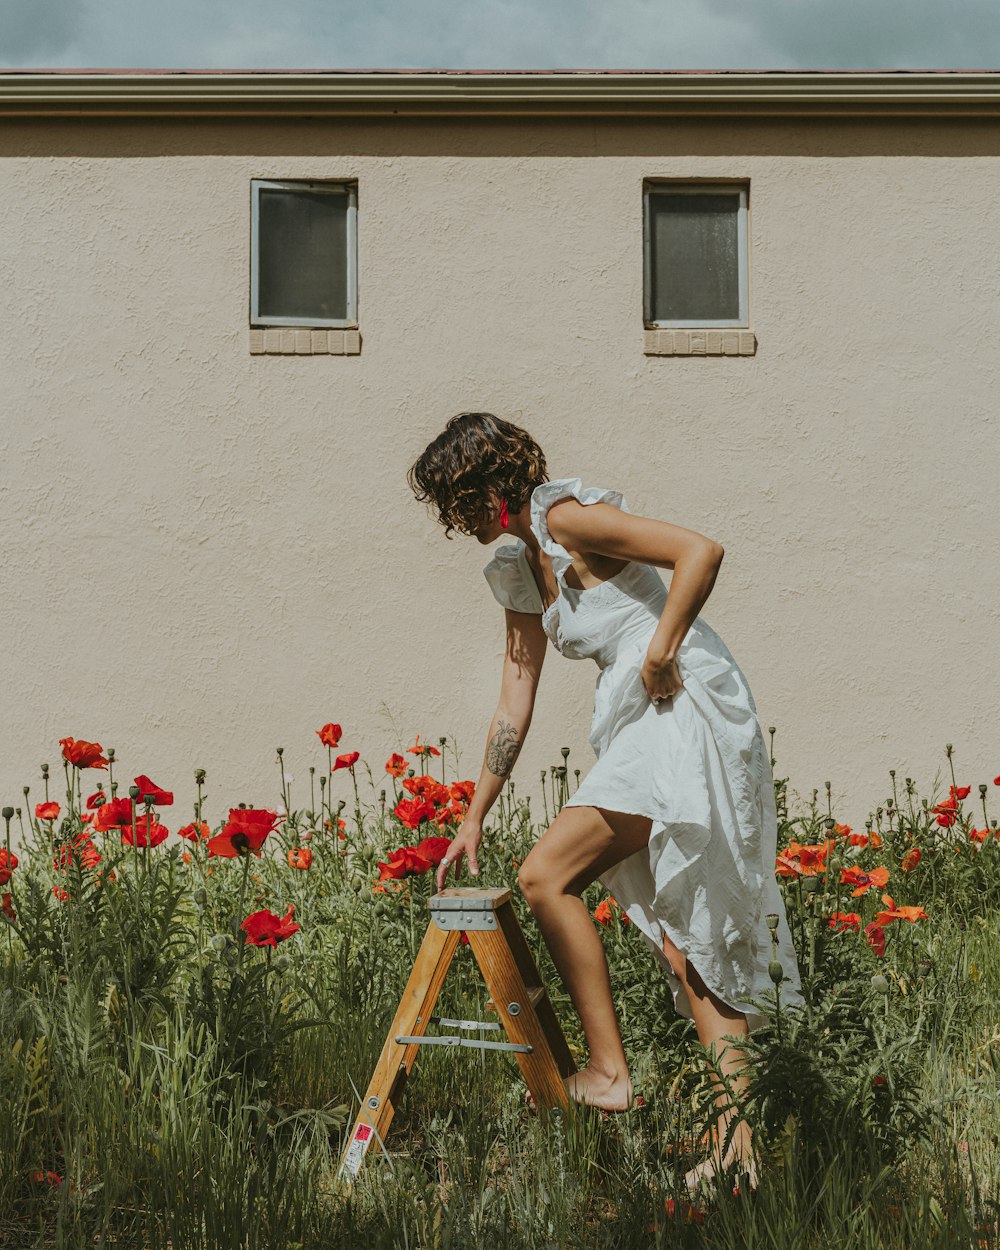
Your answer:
2,70 -> 1000,118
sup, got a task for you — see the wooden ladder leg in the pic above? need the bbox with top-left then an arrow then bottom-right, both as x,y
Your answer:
492,897 -> 577,1080
337,917 -> 460,1185
468,897 -> 577,1115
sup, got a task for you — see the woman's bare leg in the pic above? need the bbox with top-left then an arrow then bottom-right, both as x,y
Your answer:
659,929 -> 757,1190
517,804 -> 653,1110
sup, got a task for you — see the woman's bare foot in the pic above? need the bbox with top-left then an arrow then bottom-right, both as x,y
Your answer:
683,1121 -> 758,1196
525,1064 -> 635,1113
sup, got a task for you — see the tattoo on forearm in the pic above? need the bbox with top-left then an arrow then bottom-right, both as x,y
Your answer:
487,719 -> 522,777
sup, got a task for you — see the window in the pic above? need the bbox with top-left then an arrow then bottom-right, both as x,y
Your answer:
250,179 -> 357,327
643,183 -> 748,328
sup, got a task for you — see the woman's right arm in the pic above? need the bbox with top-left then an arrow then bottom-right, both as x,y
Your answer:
436,608 -> 548,888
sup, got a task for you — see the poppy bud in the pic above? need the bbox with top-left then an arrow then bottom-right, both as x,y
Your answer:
765,913 -> 779,931
768,960 -> 784,984
273,954 -> 290,972
871,974 -> 889,994
193,888 -> 208,905
979,785 -> 988,797
107,748 -> 116,761
143,794 -> 155,807
129,785 -> 140,799
195,769 -> 206,783
802,878 -> 819,894
210,935 -> 228,951
1,808 -> 12,821
917,959 -> 932,979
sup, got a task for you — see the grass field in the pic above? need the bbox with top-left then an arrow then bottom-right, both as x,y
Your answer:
1,729 -> 997,1249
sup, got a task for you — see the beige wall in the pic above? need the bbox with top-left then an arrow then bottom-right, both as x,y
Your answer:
2,116 -> 998,849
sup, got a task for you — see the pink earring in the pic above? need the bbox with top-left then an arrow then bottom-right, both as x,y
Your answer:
499,498 -> 509,528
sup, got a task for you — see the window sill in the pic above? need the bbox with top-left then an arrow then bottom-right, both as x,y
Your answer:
644,329 -> 756,356
250,328 -> 361,355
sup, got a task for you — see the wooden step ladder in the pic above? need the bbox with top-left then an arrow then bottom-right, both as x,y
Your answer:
338,886 -> 577,1185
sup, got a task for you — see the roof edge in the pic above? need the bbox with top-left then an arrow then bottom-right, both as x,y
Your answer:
2,70 -> 1000,117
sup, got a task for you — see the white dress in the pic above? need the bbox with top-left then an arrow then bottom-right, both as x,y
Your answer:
483,477 -> 804,1031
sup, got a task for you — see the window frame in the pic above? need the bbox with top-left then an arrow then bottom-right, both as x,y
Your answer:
250,178 -> 358,328
642,181 -> 749,329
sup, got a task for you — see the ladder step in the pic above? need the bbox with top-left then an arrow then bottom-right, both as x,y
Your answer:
394,1033 -> 534,1053
486,985 -> 545,1014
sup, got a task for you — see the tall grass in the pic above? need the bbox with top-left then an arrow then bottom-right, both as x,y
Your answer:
0,734 -> 997,1248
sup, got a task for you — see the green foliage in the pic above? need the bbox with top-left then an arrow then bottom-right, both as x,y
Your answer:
0,738 -> 997,1248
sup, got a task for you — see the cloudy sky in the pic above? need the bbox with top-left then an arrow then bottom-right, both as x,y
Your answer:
1,0 -> 995,70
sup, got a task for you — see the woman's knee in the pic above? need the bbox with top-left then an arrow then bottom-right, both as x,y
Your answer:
517,852 -> 554,905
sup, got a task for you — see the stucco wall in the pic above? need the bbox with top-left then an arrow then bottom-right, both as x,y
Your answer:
2,116 -> 998,849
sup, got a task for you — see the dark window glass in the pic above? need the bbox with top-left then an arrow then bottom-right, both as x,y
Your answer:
257,188 -> 349,321
648,192 -> 740,322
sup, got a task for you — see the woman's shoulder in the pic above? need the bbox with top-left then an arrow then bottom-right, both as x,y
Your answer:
529,477 -> 631,562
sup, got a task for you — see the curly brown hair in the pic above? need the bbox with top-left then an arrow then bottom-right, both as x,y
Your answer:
407,412 -> 549,541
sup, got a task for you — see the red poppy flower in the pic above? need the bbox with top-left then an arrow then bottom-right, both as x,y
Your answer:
121,813 -> 169,848
872,902 -> 930,927
0,849 -> 18,888
377,846 -> 434,880
35,801 -> 60,821
393,797 -> 436,830
385,752 -> 408,777
450,780 -> 476,803
828,911 -> 861,931
901,848 -> 921,872
176,821 -> 211,842
332,751 -> 360,773
413,835 -> 452,866
406,735 -> 440,758
206,808 -> 279,858
92,797 -> 135,833
1,892 -> 15,922
85,791 -> 106,809
241,903 -> 300,948
317,723 -> 343,748
133,774 -> 174,805
58,737 -> 109,770
949,785 -> 971,802
402,775 -> 451,803
840,865 -> 890,897
864,921 -> 886,957
287,846 -> 313,870
775,839 -> 834,878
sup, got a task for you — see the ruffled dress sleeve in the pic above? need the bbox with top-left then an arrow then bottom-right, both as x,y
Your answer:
482,541 -> 544,614
528,477 -> 631,581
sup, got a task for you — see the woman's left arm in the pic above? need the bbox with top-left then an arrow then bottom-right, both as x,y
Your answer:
545,497 -> 725,662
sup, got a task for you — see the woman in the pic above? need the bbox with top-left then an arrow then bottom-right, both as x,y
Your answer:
407,411 -> 803,1195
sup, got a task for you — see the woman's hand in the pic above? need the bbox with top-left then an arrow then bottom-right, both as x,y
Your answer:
641,650 -> 685,705
435,821 -> 484,891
